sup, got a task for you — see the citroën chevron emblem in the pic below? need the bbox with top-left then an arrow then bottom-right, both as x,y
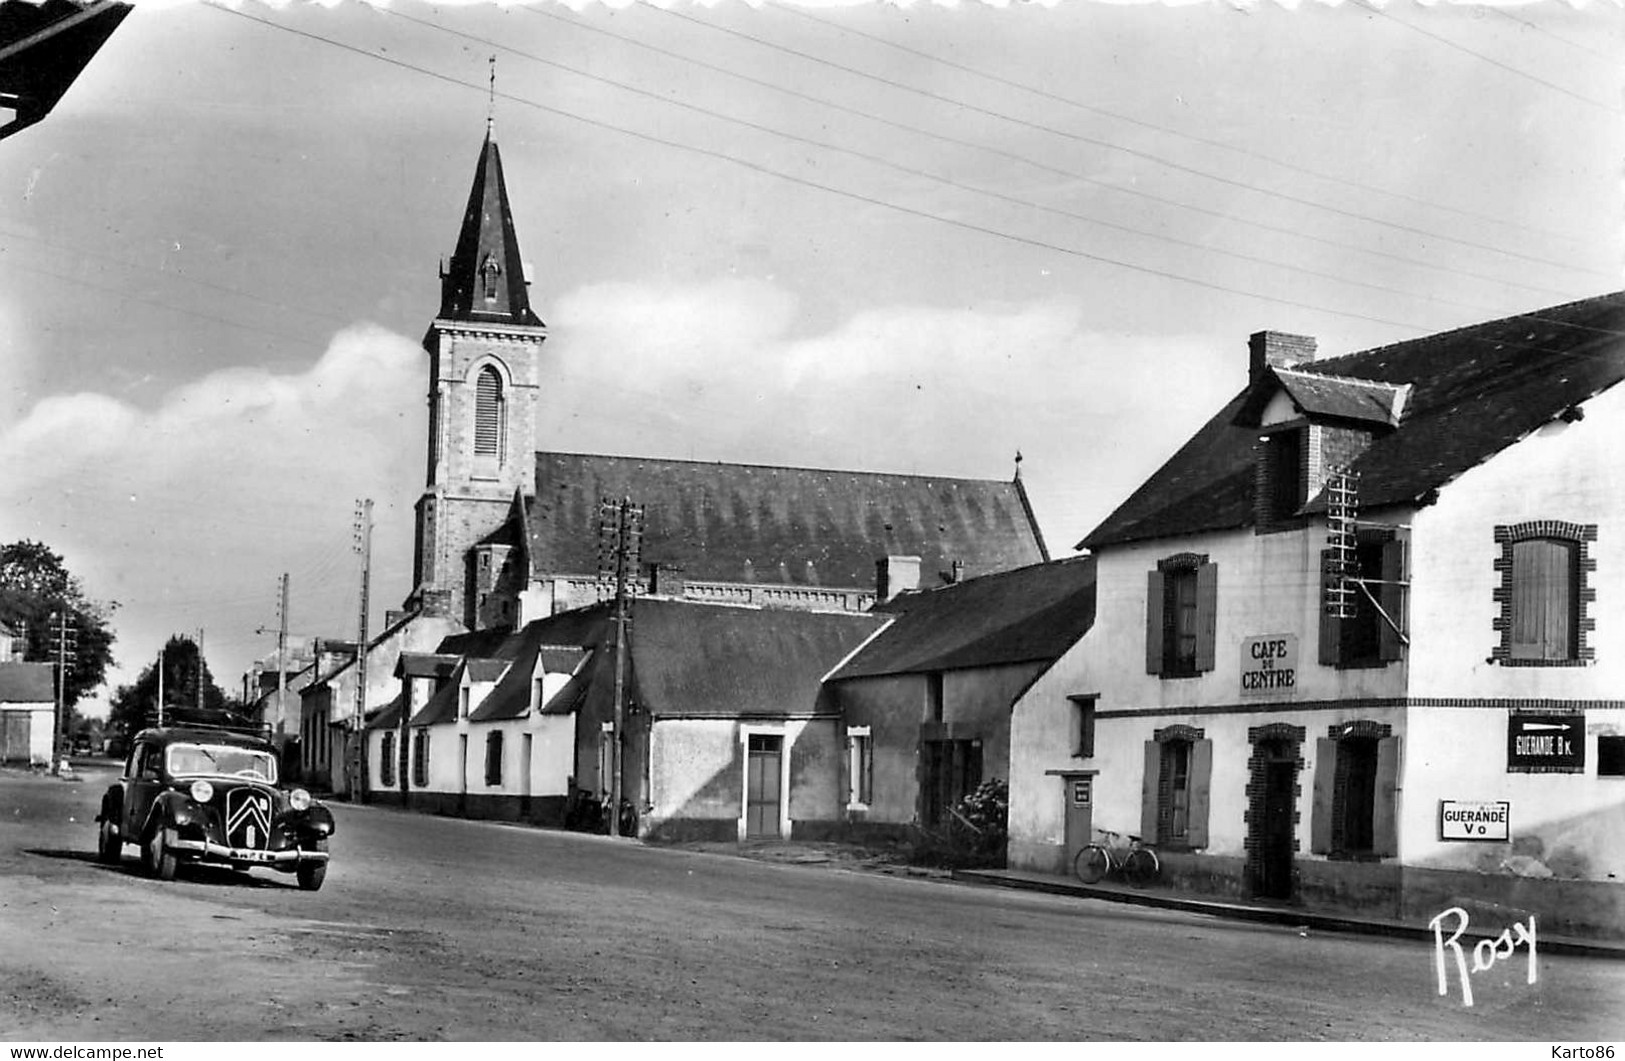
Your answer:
227,789 -> 272,850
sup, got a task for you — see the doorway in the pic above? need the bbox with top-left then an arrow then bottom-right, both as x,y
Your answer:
1251,736 -> 1298,900
745,734 -> 783,839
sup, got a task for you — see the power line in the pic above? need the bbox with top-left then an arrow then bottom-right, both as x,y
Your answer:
1365,2 -> 1623,116
776,3 -> 1596,250
208,4 -> 1437,333
653,5 -> 1612,281
1487,6 -> 1623,66
517,5 -> 1575,305
394,9 -> 1521,317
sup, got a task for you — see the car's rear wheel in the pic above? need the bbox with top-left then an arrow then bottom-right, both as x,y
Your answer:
296,839 -> 328,892
97,817 -> 121,865
144,827 -> 177,881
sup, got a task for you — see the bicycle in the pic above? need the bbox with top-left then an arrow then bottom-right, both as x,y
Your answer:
1073,829 -> 1160,887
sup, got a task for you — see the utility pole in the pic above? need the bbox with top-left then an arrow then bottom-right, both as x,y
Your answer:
195,627 -> 206,712
156,647 -> 165,728
277,574 -> 289,740
352,498 -> 373,800
50,611 -> 76,774
598,496 -> 643,837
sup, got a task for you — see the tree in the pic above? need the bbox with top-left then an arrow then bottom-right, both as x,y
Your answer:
106,634 -> 240,736
0,540 -> 118,709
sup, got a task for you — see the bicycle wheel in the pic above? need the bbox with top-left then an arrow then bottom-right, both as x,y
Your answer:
1123,846 -> 1160,888
1073,844 -> 1111,885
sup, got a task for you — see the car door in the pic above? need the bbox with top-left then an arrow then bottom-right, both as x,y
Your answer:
122,741 -> 163,839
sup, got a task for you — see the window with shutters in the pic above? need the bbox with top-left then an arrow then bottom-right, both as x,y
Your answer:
412,729 -> 430,787
1492,523 -> 1594,666
473,366 -> 504,459
379,732 -> 395,788
1146,555 -> 1217,679
1311,724 -> 1399,859
1141,728 -> 1212,850
1320,531 -> 1406,669
485,731 -> 503,786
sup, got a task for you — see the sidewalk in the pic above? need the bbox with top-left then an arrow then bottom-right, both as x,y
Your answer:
953,866 -> 1625,961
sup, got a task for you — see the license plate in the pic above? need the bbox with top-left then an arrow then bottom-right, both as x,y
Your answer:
235,850 -> 274,862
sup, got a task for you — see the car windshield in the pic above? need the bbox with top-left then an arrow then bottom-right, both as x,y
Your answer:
166,743 -> 277,783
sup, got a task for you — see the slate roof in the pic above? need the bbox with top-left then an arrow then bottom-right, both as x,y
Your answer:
0,661 -> 52,703
1241,368 -> 1408,429
364,694 -> 405,732
829,555 -> 1096,680
463,606 -> 610,723
395,652 -> 461,681
626,599 -> 887,718
523,453 -> 1048,590
436,134 -> 542,327
1083,293 -> 1625,550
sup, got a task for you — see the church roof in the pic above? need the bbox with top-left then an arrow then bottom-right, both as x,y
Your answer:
829,555 -> 1096,680
1082,292 -> 1625,550
436,133 -> 541,327
524,452 -> 1049,590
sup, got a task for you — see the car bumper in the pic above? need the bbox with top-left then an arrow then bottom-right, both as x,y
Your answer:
166,830 -> 329,865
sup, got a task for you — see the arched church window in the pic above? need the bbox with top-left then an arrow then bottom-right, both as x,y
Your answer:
474,367 -> 504,457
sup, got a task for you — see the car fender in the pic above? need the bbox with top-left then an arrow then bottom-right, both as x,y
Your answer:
147,789 -> 207,837
96,787 -> 121,828
298,803 -> 336,839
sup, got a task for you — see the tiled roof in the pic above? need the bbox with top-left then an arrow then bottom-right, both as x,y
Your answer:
524,453 -> 1048,590
1243,368 -> 1408,428
627,599 -> 887,719
1083,293 -> 1625,550
395,652 -> 461,680
0,661 -> 52,703
465,606 -> 611,722
830,555 -> 1096,680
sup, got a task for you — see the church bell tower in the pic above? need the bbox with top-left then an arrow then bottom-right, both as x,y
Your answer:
409,126 -> 545,624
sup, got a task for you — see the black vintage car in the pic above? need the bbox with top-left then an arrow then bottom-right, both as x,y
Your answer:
95,723 -> 334,890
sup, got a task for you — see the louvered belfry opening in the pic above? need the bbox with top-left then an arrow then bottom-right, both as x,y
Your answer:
474,366 -> 504,458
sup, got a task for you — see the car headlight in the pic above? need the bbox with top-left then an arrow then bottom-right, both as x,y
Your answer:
289,788 -> 312,811
189,780 -> 214,804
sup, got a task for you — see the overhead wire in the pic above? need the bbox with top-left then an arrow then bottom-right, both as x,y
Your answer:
776,3 -> 1597,250
652,5 -> 1613,281
516,5 -> 1577,305
1487,6 -> 1623,66
205,3 -> 1441,334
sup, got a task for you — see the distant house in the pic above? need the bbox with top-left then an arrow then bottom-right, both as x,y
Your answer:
825,556 -> 1096,839
0,661 -> 55,766
1009,294 -> 1625,940
299,606 -> 464,795
369,597 -> 886,840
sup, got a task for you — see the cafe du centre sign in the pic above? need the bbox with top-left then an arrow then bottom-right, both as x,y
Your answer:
1240,634 -> 1298,695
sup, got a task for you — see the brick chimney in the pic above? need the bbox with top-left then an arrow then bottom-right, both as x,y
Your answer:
1250,331 -> 1317,383
875,556 -> 921,603
648,563 -> 686,598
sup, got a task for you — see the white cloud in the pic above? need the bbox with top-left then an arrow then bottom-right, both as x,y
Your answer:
0,324 -> 425,702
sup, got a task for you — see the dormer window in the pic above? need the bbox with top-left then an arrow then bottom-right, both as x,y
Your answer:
1260,426 -> 1307,526
479,254 -> 501,302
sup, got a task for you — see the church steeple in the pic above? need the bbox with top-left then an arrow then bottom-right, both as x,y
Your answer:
438,133 -> 541,326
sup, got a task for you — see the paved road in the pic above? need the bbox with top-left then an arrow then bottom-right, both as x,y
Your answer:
2,764 -> 1621,1041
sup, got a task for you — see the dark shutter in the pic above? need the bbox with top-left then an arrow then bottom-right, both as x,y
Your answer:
1186,739 -> 1213,849
1140,740 -> 1161,842
1379,539 -> 1406,661
1319,548 -> 1343,666
1310,737 -> 1337,854
1373,736 -> 1400,857
1146,570 -> 1166,675
1194,563 -> 1218,673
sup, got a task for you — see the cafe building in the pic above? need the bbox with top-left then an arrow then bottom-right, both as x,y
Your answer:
1006,296 -> 1625,940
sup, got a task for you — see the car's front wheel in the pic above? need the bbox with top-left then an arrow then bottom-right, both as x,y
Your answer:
144,827 -> 177,881
296,839 -> 327,892
97,817 -> 121,865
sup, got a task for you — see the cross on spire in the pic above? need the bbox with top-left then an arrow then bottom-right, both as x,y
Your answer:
486,55 -> 496,135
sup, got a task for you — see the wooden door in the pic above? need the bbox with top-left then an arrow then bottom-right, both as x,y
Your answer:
1257,755 -> 1297,900
746,735 -> 782,839
0,712 -> 28,763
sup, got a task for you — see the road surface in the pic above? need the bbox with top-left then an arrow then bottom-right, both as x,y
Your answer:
2,763 -> 1620,1041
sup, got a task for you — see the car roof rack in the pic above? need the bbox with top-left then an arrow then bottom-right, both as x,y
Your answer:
150,707 -> 271,740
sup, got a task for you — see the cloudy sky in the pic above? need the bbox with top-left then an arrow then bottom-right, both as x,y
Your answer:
1,0 -> 1619,715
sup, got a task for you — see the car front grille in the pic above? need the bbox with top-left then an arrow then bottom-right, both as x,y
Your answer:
225,788 -> 273,850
